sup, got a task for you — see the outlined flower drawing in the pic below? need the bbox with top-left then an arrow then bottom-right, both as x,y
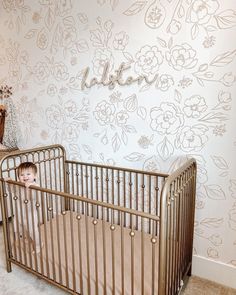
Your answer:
116,110 -> 129,126
113,31 -> 129,51
134,45 -> 164,75
92,48 -> 114,76
175,124 -> 209,152
46,104 -> 65,129
220,72 -> 236,87
166,43 -> 198,71
167,19 -> 182,35
93,94 -> 140,152
138,135 -> 154,149
33,62 -> 50,83
150,102 -> 184,135
203,36 -> 216,48
186,0 -> 219,25
155,74 -> 174,91
32,58 -> 69,84
46,98 -> 89,143
93,100 -> 116,126
183,95 -> 207,118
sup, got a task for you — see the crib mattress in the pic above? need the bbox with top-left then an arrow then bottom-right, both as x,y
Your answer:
13,211 -> 159,295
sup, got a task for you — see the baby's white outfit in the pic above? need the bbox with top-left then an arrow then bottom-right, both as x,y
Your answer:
12,182 -> 42,253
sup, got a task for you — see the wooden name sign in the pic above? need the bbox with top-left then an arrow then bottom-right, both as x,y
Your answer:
81,62 -> 158,90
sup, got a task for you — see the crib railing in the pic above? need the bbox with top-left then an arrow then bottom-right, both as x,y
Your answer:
159,159 -> 197,295
65,160 -> 168,232
1,180 -> 160,295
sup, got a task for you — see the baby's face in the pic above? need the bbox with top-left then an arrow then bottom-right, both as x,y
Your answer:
19,168 -> 36,184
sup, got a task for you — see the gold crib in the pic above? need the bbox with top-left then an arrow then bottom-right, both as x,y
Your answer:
0,145 -> 196,295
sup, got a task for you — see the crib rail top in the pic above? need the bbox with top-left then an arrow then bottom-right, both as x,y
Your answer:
0,144 -> 197,191
66,159 -> 169,178
0,144 -> 169,179
0,144 -> 65,165
0,144 -> 66,177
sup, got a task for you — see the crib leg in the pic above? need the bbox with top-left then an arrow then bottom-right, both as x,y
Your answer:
6,260 -> 12,273
187,265 -> 192,276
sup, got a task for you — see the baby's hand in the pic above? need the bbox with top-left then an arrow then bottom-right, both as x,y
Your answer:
25,182 -> 38,188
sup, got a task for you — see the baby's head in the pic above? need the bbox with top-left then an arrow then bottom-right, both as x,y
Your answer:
17,162 -> 37,184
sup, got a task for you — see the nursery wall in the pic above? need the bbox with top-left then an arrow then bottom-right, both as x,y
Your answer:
0,0 -> 236,288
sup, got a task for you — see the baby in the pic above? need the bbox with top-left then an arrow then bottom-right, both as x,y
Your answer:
13,162 -> 41,253
17,162 -> 38,188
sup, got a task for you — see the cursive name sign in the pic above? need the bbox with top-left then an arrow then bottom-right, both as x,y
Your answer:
81,62 -> 158,90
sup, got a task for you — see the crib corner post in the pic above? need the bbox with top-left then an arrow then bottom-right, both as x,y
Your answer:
187,265 -> 192,277
0,182 -> 12,273
1,213 -> 12,273
187,161 -> 197,279
6,259 -> 12,273
158,186 -> 169,295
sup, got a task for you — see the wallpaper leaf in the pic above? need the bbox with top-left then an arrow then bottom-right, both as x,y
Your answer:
198,64 -> 208,72
191,24 -> 199,40
123,94 -> 138,112
137,106 -> 147,120
157,136 -> 174,161
210,49 -> 236,67
123,1 -> 147,16
123,125 -> 137,133
174,89 -> 182,103
206,25 -> 218,32
121,130 -> 128,145
199,112 -> 228,124
201,218 -> 224,228
177,5 -> 185,19
156,37 -> 167,48
123,52 -> 134,63
139,83 -> 151,92
112,133 -> 121,152
45,6 -> 56,31
82,144 -> 93,159
214,9 -> 236,29
211,156 -> 228,170
229,180 -> 236,198
204,185 -> 226,200
124,152 -> 145,162
110,0 -> 119,11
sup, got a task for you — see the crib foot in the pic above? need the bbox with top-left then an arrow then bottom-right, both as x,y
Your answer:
6,262 -> 12,273
187,265 -> 192,276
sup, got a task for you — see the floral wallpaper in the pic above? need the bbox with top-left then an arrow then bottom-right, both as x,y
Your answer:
0,0 -> 236,270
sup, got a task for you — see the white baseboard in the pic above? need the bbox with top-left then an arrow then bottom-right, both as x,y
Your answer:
192,255 -> 236,290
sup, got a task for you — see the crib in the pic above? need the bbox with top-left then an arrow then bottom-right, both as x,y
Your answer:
0,144 -> 196,295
